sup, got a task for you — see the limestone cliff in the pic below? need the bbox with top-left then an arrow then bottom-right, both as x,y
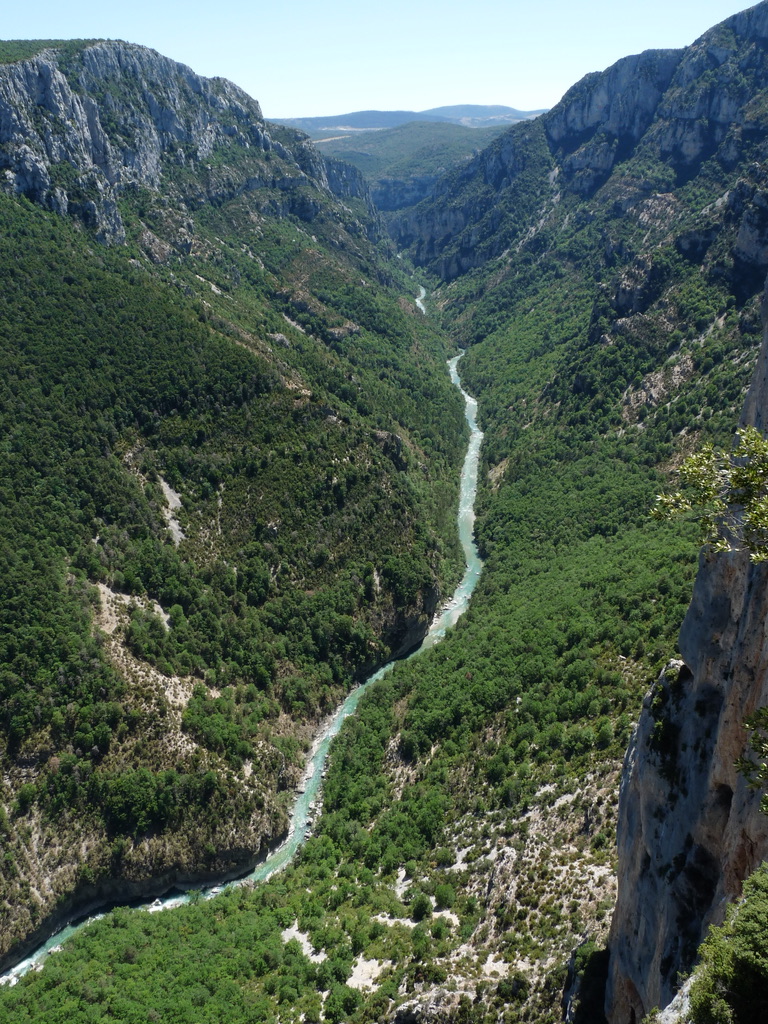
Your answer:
544,48 -> 681,197
0,40 -> 379,243
605,289 -> 768,1023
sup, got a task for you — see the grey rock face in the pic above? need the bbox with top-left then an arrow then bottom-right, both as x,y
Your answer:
546,51 -> 681,151
0,41 -> 377,243
321,153 -> 382,237
731,183 -> 768,270
545,49 -> 682,196
369,174 -> 440,212
605,285 -> 768,1023
0,42 -> 250,239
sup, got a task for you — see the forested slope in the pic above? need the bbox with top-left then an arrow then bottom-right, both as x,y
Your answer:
378,2 -> 768,1018
313,122 -> 505,214
0,39 -> 466,967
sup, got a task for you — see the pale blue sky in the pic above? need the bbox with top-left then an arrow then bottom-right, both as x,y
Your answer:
2,1 -> 758,118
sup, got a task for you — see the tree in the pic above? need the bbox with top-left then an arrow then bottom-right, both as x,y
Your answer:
688,862 -> 768,1024
738,708 -> 768,818
652,426 -> 768,561
410,892 -> 432,922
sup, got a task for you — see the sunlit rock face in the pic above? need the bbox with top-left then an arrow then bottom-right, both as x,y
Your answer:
0,41 -> 377,244
391,1 -> 768,286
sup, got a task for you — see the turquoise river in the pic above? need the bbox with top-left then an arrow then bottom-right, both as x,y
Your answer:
2,349 -> 483,985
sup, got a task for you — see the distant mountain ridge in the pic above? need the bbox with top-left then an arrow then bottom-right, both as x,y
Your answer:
275,103 -> 546,137
273,106 -> 546,217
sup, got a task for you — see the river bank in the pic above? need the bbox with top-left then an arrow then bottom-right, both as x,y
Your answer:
1,346 -> 483,985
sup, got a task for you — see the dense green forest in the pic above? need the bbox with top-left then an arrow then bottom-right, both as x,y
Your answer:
0,182 -> 465,952
0,187 -> 464,765
686,862 -> 768,1024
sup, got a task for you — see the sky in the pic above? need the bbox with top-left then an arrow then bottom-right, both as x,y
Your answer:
2,0 -> 759,118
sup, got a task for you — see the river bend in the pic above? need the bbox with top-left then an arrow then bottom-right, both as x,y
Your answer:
2,350 -> 483,984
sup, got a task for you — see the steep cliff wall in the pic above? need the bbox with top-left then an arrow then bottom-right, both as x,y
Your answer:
605,289 -> 768,1023
544,48 -> 681,197
0,41 -> 378,243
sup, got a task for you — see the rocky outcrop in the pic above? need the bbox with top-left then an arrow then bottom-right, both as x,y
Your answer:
545,49 -> 681,195
321,153 -> 382,237
730,177 -> 768,273
605,286 -> 768,1023
390,582 -> 440,659
0,41 -> 379,243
